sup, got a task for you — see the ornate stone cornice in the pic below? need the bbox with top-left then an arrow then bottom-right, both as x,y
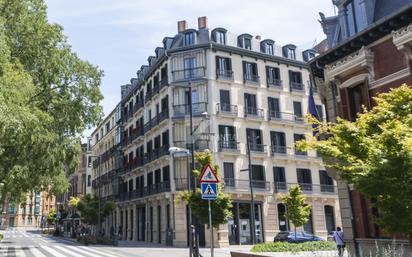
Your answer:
392,24 -> 412,60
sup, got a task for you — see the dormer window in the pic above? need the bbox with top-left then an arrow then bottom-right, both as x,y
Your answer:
283,44 -> 297,60
184,32 -> 195,46
265,43 -> 274,55
216,31 -> 226,45
238,34 -> 253,50
302,49 -> 317,62
244,38 -> 252,50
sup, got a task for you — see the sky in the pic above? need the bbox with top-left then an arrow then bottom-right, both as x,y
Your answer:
44,0 -> 336,132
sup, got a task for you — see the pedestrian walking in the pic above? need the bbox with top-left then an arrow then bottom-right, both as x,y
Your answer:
333,227 -> 345,257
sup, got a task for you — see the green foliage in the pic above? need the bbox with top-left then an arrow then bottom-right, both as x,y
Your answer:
77,195 -> 116,225
46,208 -> 58,225
0,233 -> 3,241
77,235 -> 113,246
282,186 -> 311,233
251,241 -> 335,253
300,85 -> 412,238
68,196 -> 81,209
177,150 -> 233,227
0,0 -> 103,198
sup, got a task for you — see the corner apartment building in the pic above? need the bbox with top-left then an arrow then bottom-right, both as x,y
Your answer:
111,16 -> 341,247
68,143 -> 88,199
3,191 -> 55,228
311,1 -> 412,256
90,105 -> 122,231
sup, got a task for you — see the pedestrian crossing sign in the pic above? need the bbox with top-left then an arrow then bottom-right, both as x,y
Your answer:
201,182 -> 218,200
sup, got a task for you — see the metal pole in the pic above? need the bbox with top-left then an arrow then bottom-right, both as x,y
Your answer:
188,83 -> 198,257
98,157 -> 101,236
208,200 -> 214,257
247,138 -> 256,245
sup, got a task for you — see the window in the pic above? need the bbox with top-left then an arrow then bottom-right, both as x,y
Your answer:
287,48 -> 296,59
251,165 -> 266,188
184,32 -> 195,46
293,101 -> 303,121
184,57 -> 196,79
223,162 -> 235,186
88,156 -> 92,168
297,168 -> 312,191
319,170 -> 334,192
268,97 -> 281,119
246,129 -> 263,152
216,57 -> 232,79
303,208 -> 313,233
163,166 -> 170,182
244,93 -> 258,116
265,43 -> 274,55
219,90 -> 231,112
277,203 -> 289,231
315,104 -> 324,121
266,66 -> 281,87
106,121 -> 110,133
270,131 -> 286,154
244,38 -> 252,50
345,1 -> 357,37
219,125 -> 237,149
289,71 -> 303,90
215,31 -> 226,44
349,84 -> 363,121
294,134 -> 306,155
242,61 -> 259,82
273,167 -> 286,190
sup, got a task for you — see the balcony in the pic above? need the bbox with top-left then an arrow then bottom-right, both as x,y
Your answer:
223,179 -> 271,191
160,76 -> 168,89
274,182 -> 337,195
290,82 -> 305,93
248,143 -> 266,153
268,111 -> 305,124
218,140 -> 239,152
133,101 -> 143,114
294,149 -> 308,156
216,103 -> 238,116
119,181 -> 171,201
143,110 -> 169,134
243,74 -> 260,85
174,140 -> 209,152
145,90 -> 153,102
267,78 -> 283,88
271,145 -> 287,155
172,102 -> 207,118
171,67 -> 205,82
143,144 -> 170,165
244,106 -> 265,119
216,69 -> 233,80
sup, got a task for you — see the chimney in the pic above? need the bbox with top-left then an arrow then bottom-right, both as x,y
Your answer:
255,35 -> 261,40
177,20 -> 188,33
198,16 -> 208,30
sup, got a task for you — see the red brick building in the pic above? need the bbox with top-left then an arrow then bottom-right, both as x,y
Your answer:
311,1 -> 412,256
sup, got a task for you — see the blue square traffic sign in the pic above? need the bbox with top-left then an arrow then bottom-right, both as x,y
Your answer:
201,183 -> 218,200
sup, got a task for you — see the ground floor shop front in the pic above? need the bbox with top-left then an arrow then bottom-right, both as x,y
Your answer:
103,193 -> 340,247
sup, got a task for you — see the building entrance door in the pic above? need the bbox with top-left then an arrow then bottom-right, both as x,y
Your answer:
228,202 -> 263,245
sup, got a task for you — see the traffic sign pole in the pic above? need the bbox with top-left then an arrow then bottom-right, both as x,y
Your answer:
208,199 -> 214,257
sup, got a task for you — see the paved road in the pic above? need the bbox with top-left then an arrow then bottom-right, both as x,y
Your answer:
0,228 -> 126,257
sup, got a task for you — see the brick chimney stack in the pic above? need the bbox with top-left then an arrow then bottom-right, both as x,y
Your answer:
198,16 -> 208,30
177,20 -> 188,33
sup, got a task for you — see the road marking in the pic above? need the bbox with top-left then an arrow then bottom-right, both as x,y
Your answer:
59,246 -> 106,257
77,246 -> 119,257
15,247 -> 28,257
36,237 -> 49,244
30,246 -> 48,257
42,246 -> 67,257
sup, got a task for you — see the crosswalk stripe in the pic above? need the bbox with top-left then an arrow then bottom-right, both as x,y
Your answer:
77,246 -> 118,257
41,246 -> 67,257
63,246 -> 115,257
55,246 -> 90,257
30,246 -> 48,257
15,247 -> 28,257
57,246 -> 104,257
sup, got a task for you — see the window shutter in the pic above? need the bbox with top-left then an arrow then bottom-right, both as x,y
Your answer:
227,58 -> 232,71
215,56 -> 220,72
288,70 -> 293,85
252,63 -> 258,76
242,61 -> 246,76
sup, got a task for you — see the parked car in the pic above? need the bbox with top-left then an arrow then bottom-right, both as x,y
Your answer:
273,231 -> 324,243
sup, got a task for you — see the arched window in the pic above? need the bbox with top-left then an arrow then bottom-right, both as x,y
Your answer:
277,203 -> 289,231
324,205 -> 336,234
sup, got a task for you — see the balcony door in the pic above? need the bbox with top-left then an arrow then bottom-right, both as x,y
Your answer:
273,167 -> 286,190
297,168 -> 312,191
184,57 -> 196,79
270,131 -> 286,153
219,125 -> 236,149
251,165 -> 265,188
220,90 -> 231,112
268,97 -> 280,118
244,93 -> 257,114
246,128 -> 263,151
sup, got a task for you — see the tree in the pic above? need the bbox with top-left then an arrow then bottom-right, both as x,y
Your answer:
298,85 -> 412,243
282,185 -> 311,239
46,208 -> 58,225
178,151 -> 233,227
0,0 -> 103,200
76,195 -> 116,227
